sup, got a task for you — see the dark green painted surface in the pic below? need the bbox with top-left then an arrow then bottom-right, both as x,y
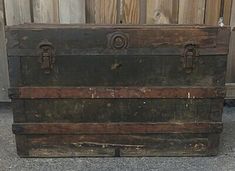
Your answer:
11,99 -> 224,123
18,55 -> 227,86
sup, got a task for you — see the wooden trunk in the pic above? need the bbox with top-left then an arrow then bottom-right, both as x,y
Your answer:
6,24 -> 230,157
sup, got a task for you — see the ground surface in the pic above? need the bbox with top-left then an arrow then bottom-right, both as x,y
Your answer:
0,105 -> 235,171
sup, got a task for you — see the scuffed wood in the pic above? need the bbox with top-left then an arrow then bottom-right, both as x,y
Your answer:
33,0 -> 59,23
178,0 -> 206,24
12,122 -> 223,135
147,0 -> 179,24
4,0 -> 31,26
19,133 -> 219,157
16,134 -> 218,157
9,87 -> 226,99
7,24 -> 228,157
59,0 -> 85,24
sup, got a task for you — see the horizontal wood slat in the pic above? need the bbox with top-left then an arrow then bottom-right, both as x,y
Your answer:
8,87 -> 225,99
12,122 -> 223,135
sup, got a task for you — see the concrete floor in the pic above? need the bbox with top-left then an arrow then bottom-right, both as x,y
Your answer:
0,105 -> 235,171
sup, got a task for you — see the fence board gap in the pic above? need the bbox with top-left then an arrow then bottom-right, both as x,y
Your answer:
178,0 -> 206,24
59,0 -> 85,24
33,0 -> 59,23
4,0 -> 31,26
147,0 -> 179,24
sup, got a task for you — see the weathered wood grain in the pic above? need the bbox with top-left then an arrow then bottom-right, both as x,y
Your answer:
13,99 -> 223,123
4,0 -> 31,26
59,0 -> 85,24
32,0 -> 59,23
147,0 -> 179,24
15,134 -> 218,157
7,24 -> 229,157
9,87 -> 225,99
6,26 -> 229,87
226,1 -> 235,82
12,122 -> 223,135
6,25 -> 230,56
205,0 -> 221,25
86,0 -> 117,24
0,2 -> 9,101
122,0 -> 140,24
178,0 -> 206,24
14,55 -> 227,87
223,0 -> 233,25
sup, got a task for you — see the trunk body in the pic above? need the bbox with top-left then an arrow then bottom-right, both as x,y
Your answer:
6,24 -> 230,157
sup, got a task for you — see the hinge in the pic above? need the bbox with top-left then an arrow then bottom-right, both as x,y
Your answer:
182,44 -> 199,74
38,41 -> 55,74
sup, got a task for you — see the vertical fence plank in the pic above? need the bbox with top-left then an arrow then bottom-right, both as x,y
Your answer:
85,0 -> 96,23
122,0 -> 140,24
146,0 -> 179,24
59,0 -> 85,24
226,0 -> 235,83
86,0 -> 117,24
0,0 -> 9,101
223,0 -> 233,25
4,0 -> 31,25
33,0 -> 59,23
178,0 -> 206,24
205,0 -> 221,25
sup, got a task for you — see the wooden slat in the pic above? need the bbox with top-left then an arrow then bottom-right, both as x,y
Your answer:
0,0 -> 9,102
4,0 -> 31,26
226,83 -> 235,99
33,0 -> 59,23
122,0 -> 140,24
9,87 -> 225,99
86,0 -> 117,24
59,0 -> 85,24
223,0 -> 233,25
178,0 -> 206,24
16,134 -> 216,157
146,0 -> 179,24
205,0 -> 221,25
85,0 -> 96,23
226,0 -> 235,83
12,122 -> 223,135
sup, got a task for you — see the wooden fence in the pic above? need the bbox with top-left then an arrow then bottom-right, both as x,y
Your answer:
0,0 -> 234,101
2,0 -> 233,25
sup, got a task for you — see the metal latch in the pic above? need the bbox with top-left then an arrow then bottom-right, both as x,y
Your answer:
38,41 -> 55,74
182,44 -> 199,73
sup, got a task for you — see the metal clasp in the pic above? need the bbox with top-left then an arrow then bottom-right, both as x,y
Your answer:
182,44 -> 199,74
38,41 -> 55,74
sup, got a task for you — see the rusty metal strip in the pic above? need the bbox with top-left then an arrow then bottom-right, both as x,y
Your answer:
9,87 -> 225,99
12,122 -> 223,135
